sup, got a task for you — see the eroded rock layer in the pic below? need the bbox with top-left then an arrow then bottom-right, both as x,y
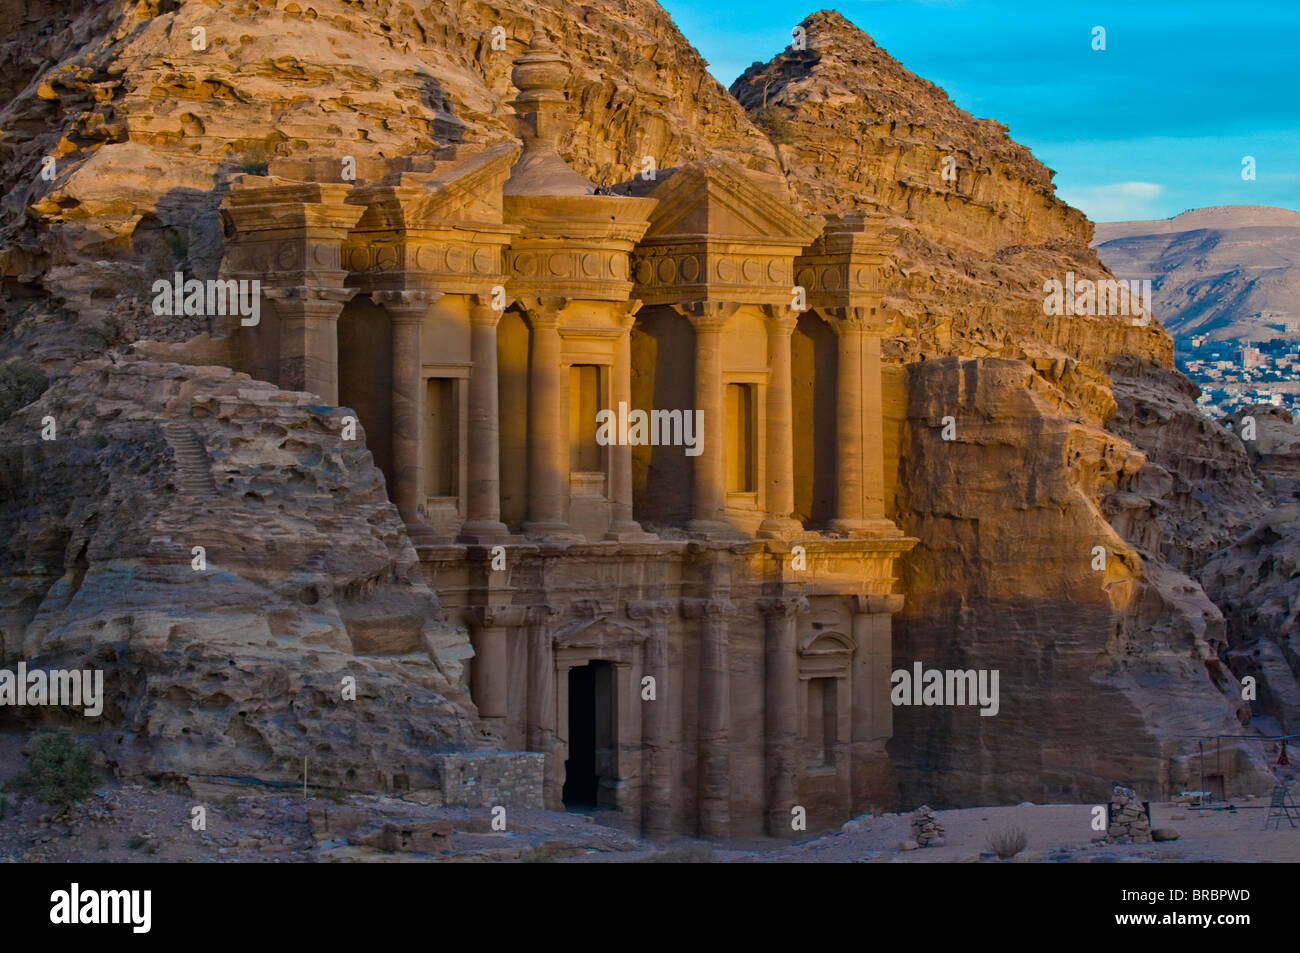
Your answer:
0,0 -> 1292,812
0,355 -> 478,792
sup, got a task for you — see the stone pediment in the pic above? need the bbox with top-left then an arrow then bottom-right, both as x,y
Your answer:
629,158 -> 820,305
639,158 -> 820,247
348,141 -> 521,232
552,615 -> 647,657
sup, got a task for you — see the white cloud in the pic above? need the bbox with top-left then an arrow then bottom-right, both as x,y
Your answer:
1057,181 -> 1165,223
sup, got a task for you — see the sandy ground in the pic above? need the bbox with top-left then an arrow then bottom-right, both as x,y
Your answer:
2,730 -> 1295,862
1,779 -> 1295,862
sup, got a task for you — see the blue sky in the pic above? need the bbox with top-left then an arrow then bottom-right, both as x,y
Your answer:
658,0 -> 1300,222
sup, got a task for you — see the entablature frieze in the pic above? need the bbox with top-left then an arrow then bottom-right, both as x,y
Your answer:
631,241 -> 801,306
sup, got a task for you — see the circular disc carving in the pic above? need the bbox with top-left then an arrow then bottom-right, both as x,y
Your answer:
716,257 -> 735,282
415,245 -> 439,271
374,246 -> 398,273
634,259 -> 653,284
582,252 -> 601,277
657,257 -> 678,283
548,252 -> 571,277
474,247 -> 494,272
741,258 -> 760,282
680,255 -> 700,282
768,260 -> 783,283
445,245 -> 466,273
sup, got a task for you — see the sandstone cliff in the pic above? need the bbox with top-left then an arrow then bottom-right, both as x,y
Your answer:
0,355 -> 478,792
733,11 -> 1281,802
0,0 -> 1289,809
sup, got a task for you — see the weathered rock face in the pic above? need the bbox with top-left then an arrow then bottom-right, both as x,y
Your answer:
1106,358 -> 1269,573
733,11 -> 1279,804
1199,408 -> 1300,735
0,0 -> 1290,812
0,355 -> 479,792
729,10 -> 1166,373
0,0 -> 778,370
890,358 -> 1270,804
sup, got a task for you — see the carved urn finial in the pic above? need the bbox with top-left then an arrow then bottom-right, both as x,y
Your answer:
510,30 -> 569,145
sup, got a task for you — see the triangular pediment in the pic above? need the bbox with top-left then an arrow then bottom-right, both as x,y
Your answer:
552,616 -> 647,652
351,141 -> 520,231
641,157 -> 820,246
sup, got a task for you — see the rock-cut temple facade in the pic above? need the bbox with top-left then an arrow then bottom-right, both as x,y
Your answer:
216,33 -> 916,838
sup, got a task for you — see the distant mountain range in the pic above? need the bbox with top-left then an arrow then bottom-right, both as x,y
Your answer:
1093,205 -> 1300,343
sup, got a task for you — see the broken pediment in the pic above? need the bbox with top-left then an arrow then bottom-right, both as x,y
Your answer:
638,157 -> 820,246
348,141 -> 521,232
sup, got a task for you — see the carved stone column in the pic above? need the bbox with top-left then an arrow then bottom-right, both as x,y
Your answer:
267,287 -> 356,405
465,604 -> 526,727
521,299 -> 572,535
760,594 -> 808,837
374,290 -> 439,527
460,295 -> 510,540
861,330 -> 887,521
829,311 -> 866,533
628,599 -> 676,837
607,302 -> 653,540
523,603 -> 562,807
760,306 -> 802,537
674,302 -> 739,536
850,592 -> 904,813
683,597 -> 734,838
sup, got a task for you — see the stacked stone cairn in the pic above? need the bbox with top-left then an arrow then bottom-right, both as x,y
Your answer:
1108,785 -> 1152,843
911,806 -> 945,847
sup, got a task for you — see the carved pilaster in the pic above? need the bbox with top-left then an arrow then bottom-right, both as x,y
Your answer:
760,304 -> 802,538
760,594 -> 809,837
626,599 -> 675,835
681,597 -> 735,838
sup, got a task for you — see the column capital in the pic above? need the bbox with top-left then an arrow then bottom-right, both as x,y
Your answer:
626,599 -> 676,622
465,604 -> 529,629
681,597 -> 736,620
517,295 -> 570,328
852,593 -> 905,615
613,298 -> 644,330
264,285 -> 358,311
468,303 -> 506,327
816,305 -> 881,333
758,595 -> 810,620
524,603 -> 561,625
470,290 -> 511,323
371,288 -> 441,319
760,303 -> 800,333
671,300 -> 741,332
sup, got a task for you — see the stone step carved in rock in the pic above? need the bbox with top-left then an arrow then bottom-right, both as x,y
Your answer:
163,421 -> 218,499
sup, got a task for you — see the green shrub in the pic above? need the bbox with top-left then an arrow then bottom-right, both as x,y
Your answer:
0,361 -> 48,422
235,142 -> 272,175
3,731 -> 96,817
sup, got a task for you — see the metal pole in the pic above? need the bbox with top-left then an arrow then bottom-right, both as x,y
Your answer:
1199,739 -> 1206,802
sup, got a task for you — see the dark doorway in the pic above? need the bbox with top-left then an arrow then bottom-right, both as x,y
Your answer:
563,661 -> 615,809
